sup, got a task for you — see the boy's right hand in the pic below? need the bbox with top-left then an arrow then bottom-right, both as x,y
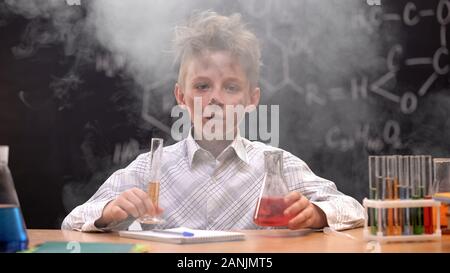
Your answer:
95,187 -> 163,228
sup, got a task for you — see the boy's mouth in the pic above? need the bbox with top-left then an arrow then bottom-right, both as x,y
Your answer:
204,112 -> 223,120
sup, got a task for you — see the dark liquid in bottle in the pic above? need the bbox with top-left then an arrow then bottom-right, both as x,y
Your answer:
254,196 -> 292,226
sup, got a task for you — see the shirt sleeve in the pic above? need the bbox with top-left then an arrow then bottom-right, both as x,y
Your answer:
61,154 -> 149,232
282,152 -> 366,231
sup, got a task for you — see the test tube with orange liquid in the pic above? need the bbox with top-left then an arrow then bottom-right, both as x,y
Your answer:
386,156 -> 402,235
433,158 -> 450,231
138,138 -> 164,225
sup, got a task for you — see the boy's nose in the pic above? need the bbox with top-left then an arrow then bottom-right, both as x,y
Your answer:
209,87 -> 225,106
208,97 -> 223,108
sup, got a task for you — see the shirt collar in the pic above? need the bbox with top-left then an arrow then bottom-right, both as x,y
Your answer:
230,132 -> 249,165
185,128 -> 249,168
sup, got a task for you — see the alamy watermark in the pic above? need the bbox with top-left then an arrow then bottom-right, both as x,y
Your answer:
170,97 -> 280,147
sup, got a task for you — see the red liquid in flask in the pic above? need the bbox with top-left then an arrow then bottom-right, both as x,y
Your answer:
254,196 -> 292,226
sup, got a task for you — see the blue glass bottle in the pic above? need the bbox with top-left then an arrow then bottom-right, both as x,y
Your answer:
0,146 -> 28,253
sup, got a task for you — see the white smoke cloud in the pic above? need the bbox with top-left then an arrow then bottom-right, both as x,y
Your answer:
4,0 -> 223,89
86,0 -> 183,88
4,0 -> 384,99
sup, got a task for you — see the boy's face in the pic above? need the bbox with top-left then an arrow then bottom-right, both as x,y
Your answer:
174,50 -> 260,139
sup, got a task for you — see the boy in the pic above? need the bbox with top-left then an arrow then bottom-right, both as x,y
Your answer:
62,11 -> 365,232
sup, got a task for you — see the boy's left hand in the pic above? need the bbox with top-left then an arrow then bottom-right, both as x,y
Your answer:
283,191 -> 328,230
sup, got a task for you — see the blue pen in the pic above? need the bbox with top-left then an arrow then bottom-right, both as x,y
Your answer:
152,229 -> 194,237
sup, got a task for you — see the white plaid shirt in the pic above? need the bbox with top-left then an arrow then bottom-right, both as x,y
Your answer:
62,133 -> 365,232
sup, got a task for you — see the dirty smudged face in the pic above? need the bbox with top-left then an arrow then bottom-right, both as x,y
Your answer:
175,50 -> 260,140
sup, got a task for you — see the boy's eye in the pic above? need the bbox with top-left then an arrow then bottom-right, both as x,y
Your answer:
194,83 -> 210,91
225,84 -> 240,93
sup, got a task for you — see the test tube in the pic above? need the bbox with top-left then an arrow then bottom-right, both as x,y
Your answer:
386,156 -> 401,235
394,155 -> 402,235
398,155 -> 411,235
368,156 -> 377,199
433,158 -> 450,229
422,155 -> 434,234
410,155 -> 424,234
375,156 -> 386,235
137,137 -> 165,225
368,156 -> 378,234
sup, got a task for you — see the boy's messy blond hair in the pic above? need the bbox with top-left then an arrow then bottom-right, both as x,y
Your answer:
173,11 -> 261,89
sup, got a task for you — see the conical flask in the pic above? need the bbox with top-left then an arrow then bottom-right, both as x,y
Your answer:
254,150 -> 293,226
0,146 -> 28,252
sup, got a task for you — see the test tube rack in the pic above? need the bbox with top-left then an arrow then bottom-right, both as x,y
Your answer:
363,198 -> 442,242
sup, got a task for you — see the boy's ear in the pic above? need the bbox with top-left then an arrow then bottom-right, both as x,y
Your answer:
246,87 -> 260,112
174,83 -> 185,106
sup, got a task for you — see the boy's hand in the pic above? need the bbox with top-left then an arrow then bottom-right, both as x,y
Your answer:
283,191 -> 328,230
95,187 -> 163,228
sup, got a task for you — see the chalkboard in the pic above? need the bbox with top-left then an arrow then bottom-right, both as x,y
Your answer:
0,0 -> 449,228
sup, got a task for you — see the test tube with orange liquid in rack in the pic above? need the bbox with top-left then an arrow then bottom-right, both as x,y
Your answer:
386,156 -> 401,235
398,155 -> 411,234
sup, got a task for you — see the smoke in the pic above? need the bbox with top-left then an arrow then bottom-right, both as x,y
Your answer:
6,0 -> 83,58
3,0 -> 226,105
87,0 -> 187,89
2,0 -> 395,209
235,0 -> 385,98
3,0 -> 384,91
2,0 -> 226,211
3,0 -> 385,112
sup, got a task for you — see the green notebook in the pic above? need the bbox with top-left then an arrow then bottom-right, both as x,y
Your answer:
24,241 -> 150,253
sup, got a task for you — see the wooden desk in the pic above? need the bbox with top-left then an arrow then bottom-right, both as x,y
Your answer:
26,228 -> 450,253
